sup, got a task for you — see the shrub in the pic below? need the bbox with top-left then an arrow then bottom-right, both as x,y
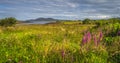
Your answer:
0,17 -> 17,27
83,18 -> 91,24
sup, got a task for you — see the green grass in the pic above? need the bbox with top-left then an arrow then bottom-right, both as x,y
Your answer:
0,23 -> 119,63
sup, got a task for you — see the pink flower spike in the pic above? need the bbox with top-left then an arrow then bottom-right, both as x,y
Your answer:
86,32 -> 91,42
82,35 -> 87,45
98,31 -> 103,43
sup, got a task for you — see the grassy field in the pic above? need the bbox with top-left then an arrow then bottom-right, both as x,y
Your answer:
0,22 -> 119,63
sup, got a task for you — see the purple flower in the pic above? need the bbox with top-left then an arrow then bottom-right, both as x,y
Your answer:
86,32 -> 91,42
61,49 -> 65,58
117,31 -> 120,36
82,32 -> 91,45
98,31 -> 103,42
81,31 -> 103,46
82,35 -> 87,44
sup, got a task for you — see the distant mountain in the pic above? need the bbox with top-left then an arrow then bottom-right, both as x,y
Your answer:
26,18 -> 58,22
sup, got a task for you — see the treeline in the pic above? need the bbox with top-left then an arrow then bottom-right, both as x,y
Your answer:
82,18 -> 120,25
56,18 -> 120,26
0,17 -> 120,27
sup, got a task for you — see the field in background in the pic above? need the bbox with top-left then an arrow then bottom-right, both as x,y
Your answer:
0,21 -> 120,63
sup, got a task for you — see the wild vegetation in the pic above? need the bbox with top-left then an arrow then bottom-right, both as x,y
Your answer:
0,17 -> 120,63
0,17 -> 17,27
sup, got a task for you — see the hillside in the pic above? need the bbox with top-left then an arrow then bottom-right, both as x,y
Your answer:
25,17 -> 58,22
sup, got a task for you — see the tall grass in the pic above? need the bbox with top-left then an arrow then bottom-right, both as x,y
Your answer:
0,23 -> 119,63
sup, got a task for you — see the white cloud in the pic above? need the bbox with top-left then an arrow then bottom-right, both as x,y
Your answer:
90,15 -> 110,19
66,2 -> 78,8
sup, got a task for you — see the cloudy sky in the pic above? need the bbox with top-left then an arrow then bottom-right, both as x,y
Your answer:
0,0 -> 120,20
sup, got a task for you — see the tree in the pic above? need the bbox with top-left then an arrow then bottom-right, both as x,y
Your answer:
83,18 -> 91,24
0,17 -> 17,27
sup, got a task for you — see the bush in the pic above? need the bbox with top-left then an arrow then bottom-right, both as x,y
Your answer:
83,18 -> 91,24
0,17 -> 17,27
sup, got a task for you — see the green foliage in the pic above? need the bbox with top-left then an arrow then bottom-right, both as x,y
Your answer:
83,18 -> 91,24
0,17 -> 17,27
90,20 -> 120,63
0,24 -> 95,63
0,18 -> 120,63
81,18 -> 120,28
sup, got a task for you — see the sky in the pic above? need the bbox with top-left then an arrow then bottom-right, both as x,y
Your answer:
0,0 -> 120,20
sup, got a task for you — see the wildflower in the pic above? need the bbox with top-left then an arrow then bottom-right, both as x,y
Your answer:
98,31 -> 103,42
117,31 -> 120,36
61,49 -> 65,58
82,31 -> 91,45
82,35 -> 87,44
99,31 -> 103,40
82,31 -> 103,46
86,32 -> 91,42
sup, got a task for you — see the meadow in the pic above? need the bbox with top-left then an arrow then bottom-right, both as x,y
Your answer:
0,20 -> 120,63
